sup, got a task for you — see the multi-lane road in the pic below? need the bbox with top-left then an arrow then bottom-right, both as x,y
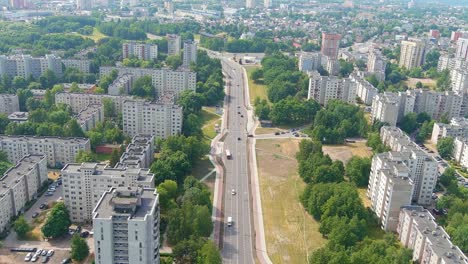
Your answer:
219,58 -> 255,263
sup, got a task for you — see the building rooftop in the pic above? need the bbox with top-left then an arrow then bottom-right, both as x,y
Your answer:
62,163 -> 154,183
93,187 -> 158,219
8,112 -> 28,121
0,154 -> 45,196
0,135 -> 89,144
75,103 -> 102,124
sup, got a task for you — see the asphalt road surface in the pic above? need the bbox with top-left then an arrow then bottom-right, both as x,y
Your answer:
220,58 -> 255,264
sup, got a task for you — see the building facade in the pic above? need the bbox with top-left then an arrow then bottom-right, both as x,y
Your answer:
367,50 -> 387,81
321,32 -> 341,59
61,163 -> 155,222
0,155 -> 47,232
456,38 -> 468,61
182,40 -> 197,67
431,117 -> 468,144
62,59 -> 91,73
307,71 -> 356,106
115,135 -> 155,169
55,92 -> 133,115
0,135 -> 90,167
122,98 -> 182,138
350,72 -> 379,105
399,38 -> 426,69
0,94 -> 20,115
0,54 -> 63,79
167,34 -> 181,56
76,103 -> 105,132
298,52 -> 322,73
122,42 -> 158,61
93,187 -> 160,264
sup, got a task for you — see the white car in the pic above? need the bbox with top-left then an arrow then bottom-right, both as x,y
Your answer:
25,252 -> 32,262
231,189 -> 236,195
46,249 -> 54,257
31,255 -> 39,262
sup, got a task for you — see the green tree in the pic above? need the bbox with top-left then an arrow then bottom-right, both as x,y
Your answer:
102,98 -> 116,118
399,112 -> 418,134
64,119 -> 86,137
197,240 -> 222,264
132,76 -> 155,98
75,150 -> 97,163
253,98 -> 271,120
177,90 -> 205,116
71,234 -> 89,261
109,148 -> 121,167
13,216 -> 31,239
166,54 -> 182,70
346,157 -> 372,187
251,68 -> 263,83
42,202 -> 71,238
437,137 -> 454,159
0,114 -> 10,134
172,238 -> 203,264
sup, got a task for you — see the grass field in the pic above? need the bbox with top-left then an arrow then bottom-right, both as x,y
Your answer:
201,107 -> 222,143
245,65 -> 269,105
405,78 -> 437,89
71,27 -> 107,42
256,139 -> 326,263
322,141 -> 373,164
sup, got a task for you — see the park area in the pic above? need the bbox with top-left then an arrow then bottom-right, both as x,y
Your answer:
245,66 -> 268,105
256,138 -> 326,263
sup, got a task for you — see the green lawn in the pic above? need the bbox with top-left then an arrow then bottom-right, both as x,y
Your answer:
96,153 -> 111,162
71,27 -> 107,42
245,65 -> 269,104
201,107 -> 222,143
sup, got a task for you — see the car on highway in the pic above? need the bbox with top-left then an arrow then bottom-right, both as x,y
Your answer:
274,132 -> 280,135
240,115 -> 243,117
238,111 -> 241,114
227,216 -> 233,227
39,204 -> 47,210
237,137 -> 241,140
32,212 -> 39,218
231,189 -> 236,195
25,253 -> 33,262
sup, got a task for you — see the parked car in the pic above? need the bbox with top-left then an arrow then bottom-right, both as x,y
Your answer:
60,258 -> 71,264
25,253 -> 33,262
32,212 -> 39,218
39,204 -> 47,210
44,192 -> 53,196
41,250 -> 47,256
274,132 -> 280,135
46,250 -> 54,257
41,256 -> 49,263
80,231 -> 89,238
31,255 -> 39,262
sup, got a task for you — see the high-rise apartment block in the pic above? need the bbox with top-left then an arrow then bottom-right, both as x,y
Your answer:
0,155 -> 47,233
455,38 -> 468,61
0,94 -> 19,115
431,117 -> 468,144
350,72 -> 379,105
115,135 -> 154,169
166,34 -> 181,56
182,40 -> 197,67
0,135 -> 90,167
298,52 -> 322,73
61,163 -> 154,222
99,67 -> 196,98
55,92 -> 133,115
451,68 -> 468,94
246,0 -> 255,8
76,0 -> 92,10
108,74 -> 134,96
367,151 -> 414,231
452,137 -> 468,169
437,55 -> 467,72
122,42 -> 158,61
62,59 -> 91,73
264,0 -> 271,8
307,71 -> 356,106
321,32 -> 341,59
367,50 -> 387,81
76,103 -> 105,132
122,97 -> 182,138
397,206 -> 468,264
92,187 -> 160,264
399,38 -> 426,69
380,126 -> 438,205
9,0 -> 25,9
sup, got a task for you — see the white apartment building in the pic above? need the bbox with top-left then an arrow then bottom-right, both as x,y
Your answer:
399,38 -> 427,69
0,54 -> 63,79
0,155 -> 47,232
453,137 -> 468,169
371,92 -> 400,126
62,59 -> 91,73
182,40 -> 197,67
367,50 -> 387,81
122,98 -> 182,138
431,117 -> 468,144
61,163 -> 155,222
76,0 -> 92,10
397,206 -> 468,264
115,135 -> 155,169
167,34 -> 181,56
367,152 -> 414,231
451,68 -> 468,94
55,92 -> 133,115
350,72 -> 379,105
76,104 -> 105,132
380,126 -> 438,205
437,55 -> 468,72
298,52 -> 322,73
0,94 -> 19,115
108,74 -> 134,96
0,135 -> 90,167
93,187 -> 160,264
307,71 -> 356,106
122,42 -> 158,61
455,38 -> 468,61
99,67 -> 196,98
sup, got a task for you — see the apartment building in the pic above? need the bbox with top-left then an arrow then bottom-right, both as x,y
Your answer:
115,135 -> 155,169
380,126 -> 438,205
167,34 -> 181,56
108,74 -> 134,96
55,92 -> 133,115
307,71 -> 356,106
122,98 -> 182,138
455,38 -> 468,61
122,42 -> 158,61
61,163 -> 155,222
367,152 -> 414,231
431,117 -> 468,144
371,92 -> 400,126
0,94 -> 20,115
367,50 -> 387,81
397,206 -> 468,264
0,135 -> 90,167
62,59 -> 91,73
451,68 -> 468,94
93,187 -> 160,264
298,52 -> 322,73
182,40 -> 197,67
399,38 -> 427,69
350,72 -> 379,105
437,56 -> 468,72
0,54 -> 63,79
76,0 -> 92,10
76,104 -> 105,132
0,155 -> 47,232
99,67 -> 196,98
321,32 -> 341,59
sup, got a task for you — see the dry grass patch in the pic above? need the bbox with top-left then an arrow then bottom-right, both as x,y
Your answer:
358,187 -> 372,208
322,141 -> 372,164
256,138 -> 326,264
406,78 -> 437,89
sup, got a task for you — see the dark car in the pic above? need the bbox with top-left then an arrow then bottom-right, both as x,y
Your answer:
80,231 -> 89,238
41,256 -> 49,263
60,258 -> 71,264
247,134 -> 253,137
32,212 -> 39,218
39,204 -> 47,210
274,132 -> 280,135
237,137 -> 241,141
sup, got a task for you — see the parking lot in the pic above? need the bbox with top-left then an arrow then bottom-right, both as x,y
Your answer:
0,248 -> 71,264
